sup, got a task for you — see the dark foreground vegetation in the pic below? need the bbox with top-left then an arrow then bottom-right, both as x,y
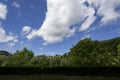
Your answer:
1,75 -> 120,80
0,37 -> 120,76
0,67 -> 120,77
0,75 -> 120,80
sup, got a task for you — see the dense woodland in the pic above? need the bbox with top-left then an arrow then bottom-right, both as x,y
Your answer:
0,37 -> 120,68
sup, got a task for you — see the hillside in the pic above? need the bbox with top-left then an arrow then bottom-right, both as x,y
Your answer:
0,51 -> 10,56
0,37 -> 120,67
67,37 -> 120,67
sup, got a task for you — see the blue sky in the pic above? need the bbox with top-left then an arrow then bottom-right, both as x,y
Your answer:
0,0 -> 120,55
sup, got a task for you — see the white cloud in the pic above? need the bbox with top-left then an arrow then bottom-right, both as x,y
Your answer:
0,3 -> 17,47
27,0 -> 120,45
7,43 -> 15,47
22,26 -> 32,35
26,29 -> 39,39
81,35 -> 91,40
80,6 -> 96,31
6,35 -> 18,47
0,3 -> 7,20
87,0 -> 120,24
0,28 -> 18,43
6,41 -> 17,47
27,0 -> 86,44
12,1 -> 20,8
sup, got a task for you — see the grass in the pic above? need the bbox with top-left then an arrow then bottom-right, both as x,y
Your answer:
0,75 -> 120,80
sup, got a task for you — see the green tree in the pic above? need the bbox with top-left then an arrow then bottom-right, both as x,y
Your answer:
30,54 -> 51,68
49,55 -> 61,67
4,48 -> 34,67
0,55 -> 7,66
117,44 -> 120,55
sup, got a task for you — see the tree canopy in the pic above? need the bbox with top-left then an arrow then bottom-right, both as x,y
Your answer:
0,37 -> 120,67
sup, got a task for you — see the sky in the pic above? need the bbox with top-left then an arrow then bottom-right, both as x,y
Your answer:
0,0 -> 120,55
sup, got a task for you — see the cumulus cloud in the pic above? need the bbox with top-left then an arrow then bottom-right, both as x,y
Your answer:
87,0 -> 120,24
12,1 -> 20,8
26,29 -> 39,39
0,3 -> 17,47
27,0 -> 120,45
0,3 -> 7,20
6,40 -> 18,47
22,26 -> 32,35
80,6 -> 96,31
0,28 -> 17,43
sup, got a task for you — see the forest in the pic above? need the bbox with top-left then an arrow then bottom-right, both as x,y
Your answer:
0,37 -> 120,68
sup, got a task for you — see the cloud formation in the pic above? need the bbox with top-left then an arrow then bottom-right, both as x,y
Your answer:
0,3 -> 17,47
12,1 -> 20,8
0,28 -> 17,43
87,0 -> 120,24
6,39 -> 18,47
22,26 -> 32,35
0,3 -> 7,20
27,0 -> 120,45
81,35 -> 91,40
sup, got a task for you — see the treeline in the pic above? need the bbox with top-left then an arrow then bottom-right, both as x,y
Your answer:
0,37 -> 120,67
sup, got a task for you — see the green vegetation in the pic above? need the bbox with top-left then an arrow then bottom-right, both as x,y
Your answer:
1,37 -> 120,67
0,75 -> 120,80
0,51 -> 10,56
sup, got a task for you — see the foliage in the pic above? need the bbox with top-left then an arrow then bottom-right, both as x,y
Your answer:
0,37 -> 120,67
3,47 -> 34,67
0,51 -> 10,56
68,37 -> 120,67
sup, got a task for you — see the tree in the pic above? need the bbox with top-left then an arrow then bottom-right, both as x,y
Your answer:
2,37 -> 120,67
117,44 -> 120,55
30,54 -> 51,68
67,37 -> 120,67
4,48 -> 34,67
0,55 -> 7,66
49,55 -> 61,67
